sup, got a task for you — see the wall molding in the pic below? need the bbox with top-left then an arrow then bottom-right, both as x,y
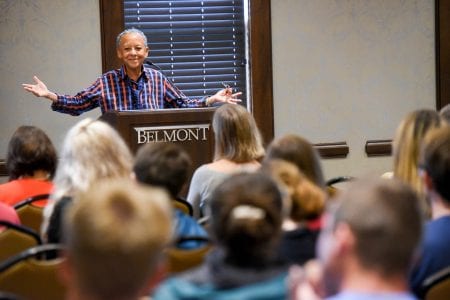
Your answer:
365,139 -> 392,157
314,142 -> 349,159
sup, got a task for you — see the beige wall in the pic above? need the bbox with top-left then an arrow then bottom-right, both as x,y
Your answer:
0,0 -> 436,182
0,0 -> 101,156
271,0 -> 435,180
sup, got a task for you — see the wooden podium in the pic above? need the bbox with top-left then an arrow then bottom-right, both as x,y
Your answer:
100,108 -> 216,195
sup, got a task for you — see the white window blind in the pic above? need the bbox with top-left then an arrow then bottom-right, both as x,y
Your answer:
124,0 -> 247,104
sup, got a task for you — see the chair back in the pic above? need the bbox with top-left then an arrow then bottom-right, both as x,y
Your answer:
0,244 -> 66,300
0,221 -> 42,263
174,197 -> 193,216
326,176 -> 355,198
14,194 -> 50,233
423,266 -> 450,300
166,236 -> 212,274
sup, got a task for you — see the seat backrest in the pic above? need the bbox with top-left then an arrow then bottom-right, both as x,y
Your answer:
166,237 -> 212,274
174,197 -> 193,216
326,176 -> 355,198
0,244 -> 66,300
14,194 -> 50,233
0,221 -> 42,263
424,266 -> 450,300
14,194 -> 50,209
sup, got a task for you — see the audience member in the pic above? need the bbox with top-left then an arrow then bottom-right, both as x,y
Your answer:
291,177 -> 422,300
42,118 -> 133,243
133,142 -> 208,249
264,134 -> 325,189
264,134 -> 327,230
153,172 -> 288,299
61,178 -> 172,300
0,125 -> 57,207
262,159 -> 326,266
409,126 -> 450,297
391,109 -> 442,216
187,104 -> 264,218
439,103 -> 450,124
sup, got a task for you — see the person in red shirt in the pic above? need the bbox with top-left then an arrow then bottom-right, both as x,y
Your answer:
0,126 -> 57,207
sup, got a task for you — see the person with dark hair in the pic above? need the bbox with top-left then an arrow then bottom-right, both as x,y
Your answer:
153,172 -> 289,299
264,134 -> 326,190
187,104 -> 265,218
0,125 -> 57,207
134,142 -> 190,200
264,134 -> 327,231
133,142 -> 208,249
409,126 -> 450,297
23,28 -> 240,116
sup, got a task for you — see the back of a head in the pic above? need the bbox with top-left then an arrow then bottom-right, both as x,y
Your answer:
420,126 -> 450,202
265,134 -> 325,188
212,104 -> 264,162
6,125 -> 57,180
332,177 -> 422,276
53,118 -> 132,200
210,172 -> 283,267
440,103 -> 450,125
262,159 -> 326,222
64,178 -> 172,299
393,109 -> 441,193
134,142 -> 191,198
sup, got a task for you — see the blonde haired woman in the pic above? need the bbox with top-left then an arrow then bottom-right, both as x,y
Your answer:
187,104 -> 264,218
391,109 -> 442,216
42,118 -> 133,242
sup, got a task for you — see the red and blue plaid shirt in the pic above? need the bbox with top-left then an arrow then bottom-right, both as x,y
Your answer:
51,65 -> 207,116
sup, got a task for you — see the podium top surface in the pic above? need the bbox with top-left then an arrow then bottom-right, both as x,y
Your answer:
102,107 -> 217,116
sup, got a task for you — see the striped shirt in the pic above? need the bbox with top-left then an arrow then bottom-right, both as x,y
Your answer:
51,65 -> 207,116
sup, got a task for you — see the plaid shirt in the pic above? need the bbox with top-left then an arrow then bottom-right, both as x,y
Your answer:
51,65 -> 207,116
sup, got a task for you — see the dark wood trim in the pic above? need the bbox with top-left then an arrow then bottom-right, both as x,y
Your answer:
249,0 -> 274,145
314,142 -> 349,159
436,0 -> 441,108
99,0 -> 124,72
0,160 -> 7,177
99,0 -> 274,145
436,0 -> 450,109
365,140 -> 392,157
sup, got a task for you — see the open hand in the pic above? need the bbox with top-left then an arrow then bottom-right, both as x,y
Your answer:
22,76 -> 50,97
210,87 -> 242,105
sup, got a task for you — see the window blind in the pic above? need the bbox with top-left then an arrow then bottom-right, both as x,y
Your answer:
124,0 -> 247,104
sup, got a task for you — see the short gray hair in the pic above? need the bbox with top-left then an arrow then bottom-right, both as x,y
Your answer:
116,28 -> 148,48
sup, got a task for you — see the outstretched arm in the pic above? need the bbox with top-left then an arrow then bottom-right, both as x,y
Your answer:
206,86 -> 242,106
22,76 -> 57,102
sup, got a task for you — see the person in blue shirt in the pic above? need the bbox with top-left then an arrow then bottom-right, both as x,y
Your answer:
409,126 -> 450,298
133,142 -> 208,249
